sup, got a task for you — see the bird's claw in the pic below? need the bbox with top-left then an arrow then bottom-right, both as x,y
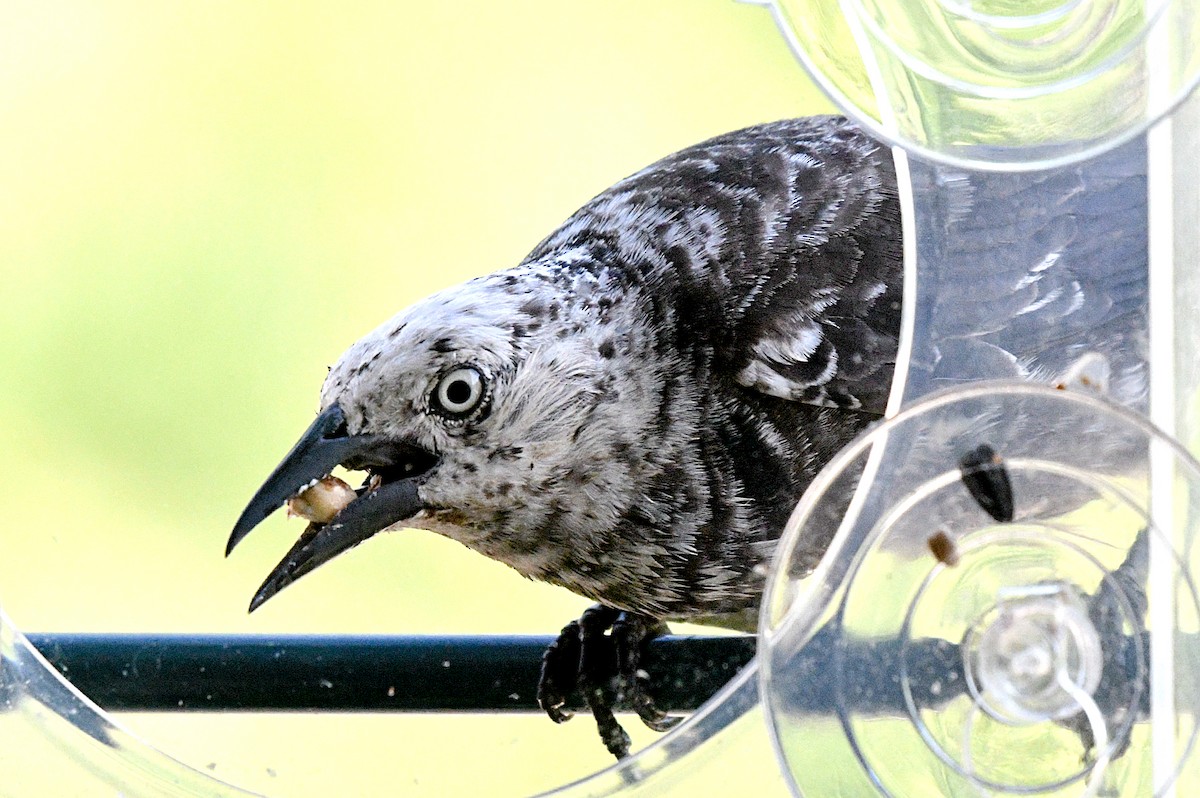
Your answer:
537,604 -> 680,759
611,610 -> 681,733
538,618 -> 582,724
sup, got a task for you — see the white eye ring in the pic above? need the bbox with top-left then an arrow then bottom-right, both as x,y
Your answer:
434,366 -> 486,416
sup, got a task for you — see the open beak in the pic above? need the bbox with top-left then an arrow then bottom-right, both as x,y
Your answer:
227,403 -> 437,611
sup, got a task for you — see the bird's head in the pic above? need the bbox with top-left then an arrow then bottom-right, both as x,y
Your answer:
228,270 -> 652,611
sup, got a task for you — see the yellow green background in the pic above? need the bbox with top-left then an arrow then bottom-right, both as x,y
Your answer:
0,1 -> 835,795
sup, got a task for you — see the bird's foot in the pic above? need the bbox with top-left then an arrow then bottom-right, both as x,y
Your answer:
537,604 -> 682,759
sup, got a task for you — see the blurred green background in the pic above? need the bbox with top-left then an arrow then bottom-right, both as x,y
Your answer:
0,1 -> 834,795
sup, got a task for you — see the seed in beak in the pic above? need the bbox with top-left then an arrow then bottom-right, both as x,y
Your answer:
287,475 -> 357,524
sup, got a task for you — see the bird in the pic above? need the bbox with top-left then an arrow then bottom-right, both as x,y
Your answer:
227,115 -> 903,758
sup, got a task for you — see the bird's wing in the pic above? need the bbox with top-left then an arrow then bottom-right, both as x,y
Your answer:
689,118 -> 903,414
527,116 -> 903,416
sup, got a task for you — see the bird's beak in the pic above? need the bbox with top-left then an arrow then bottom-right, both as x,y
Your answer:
227,403 -> 436,611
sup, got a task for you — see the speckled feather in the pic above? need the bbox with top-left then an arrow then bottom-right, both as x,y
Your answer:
321,116 -> 901,626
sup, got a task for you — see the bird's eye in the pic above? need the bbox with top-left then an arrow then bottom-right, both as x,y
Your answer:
433,366 -> 486,417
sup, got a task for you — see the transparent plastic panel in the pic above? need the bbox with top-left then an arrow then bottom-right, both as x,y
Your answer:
890,135 -> 1149,409
749,0 -> 1200,169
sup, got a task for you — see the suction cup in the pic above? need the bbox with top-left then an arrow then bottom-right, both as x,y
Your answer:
761,382 -> 1200,796
752,0 -> 1200,169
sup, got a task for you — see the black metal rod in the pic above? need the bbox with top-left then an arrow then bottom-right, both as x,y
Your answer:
26,634 -> 756,714
24,629 -> 1159,720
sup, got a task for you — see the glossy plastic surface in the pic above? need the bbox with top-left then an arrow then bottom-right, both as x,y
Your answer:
0,608 -> 256,798
749,0 -> 1200,170
761,383 -> 1200,796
